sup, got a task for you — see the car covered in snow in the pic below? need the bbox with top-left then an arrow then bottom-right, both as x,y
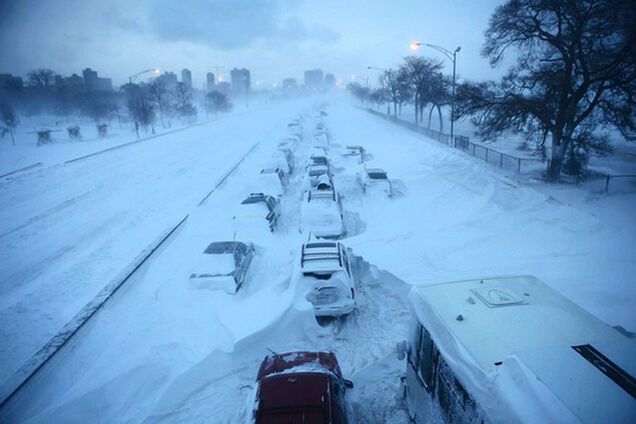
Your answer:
300,242 -> 356,317
252,351 -> 353,423
188,241 -> 254,294
259,168 -> 287,197
233,193 -> 280,232
358,167 -> 392,197
300,178 -> 344,239
397,275 -> 636,424
343,145 -> 366,164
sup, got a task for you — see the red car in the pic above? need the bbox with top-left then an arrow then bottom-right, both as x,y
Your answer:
253,351 -> 354,424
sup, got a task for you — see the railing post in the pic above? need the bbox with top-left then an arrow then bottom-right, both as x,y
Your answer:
605,175 -> 610,193
517,158 -> 521,174
499,154 -> 503,168
485,148 -> 489,162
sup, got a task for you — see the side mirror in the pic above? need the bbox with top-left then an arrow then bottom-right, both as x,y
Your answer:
396,340 -> 409,361
343,379 -> 354,389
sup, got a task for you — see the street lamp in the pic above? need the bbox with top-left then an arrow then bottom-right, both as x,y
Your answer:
128,68 -> 160,84
411,41 -> 461,146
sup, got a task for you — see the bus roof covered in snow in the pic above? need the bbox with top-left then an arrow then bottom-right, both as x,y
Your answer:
408,275 -> 636,423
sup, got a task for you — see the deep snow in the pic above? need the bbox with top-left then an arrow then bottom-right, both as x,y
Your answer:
0,97 -> 634,423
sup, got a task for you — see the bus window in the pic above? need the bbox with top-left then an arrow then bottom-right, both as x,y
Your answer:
418,326 -> 435,390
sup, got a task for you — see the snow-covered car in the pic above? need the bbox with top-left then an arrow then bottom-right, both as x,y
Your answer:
189,241 -> 255,294
358,167 -> 393,197
259,168 -> 287,197
233,193 -> 280,232
300,242 -> 356,316
300,182 -> 344,238
251,351 -> 353,423
343,145 -> 366,164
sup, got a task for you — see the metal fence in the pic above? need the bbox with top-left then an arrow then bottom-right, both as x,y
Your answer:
366,108 -> 543,175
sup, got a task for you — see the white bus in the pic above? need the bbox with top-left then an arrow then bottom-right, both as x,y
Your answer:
397,275 -> 636,423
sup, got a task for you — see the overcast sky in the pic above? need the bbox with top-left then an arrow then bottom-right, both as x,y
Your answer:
0,0 -> 506,88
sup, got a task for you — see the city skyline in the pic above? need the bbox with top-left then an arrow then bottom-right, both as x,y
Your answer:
0,0 -> 506,88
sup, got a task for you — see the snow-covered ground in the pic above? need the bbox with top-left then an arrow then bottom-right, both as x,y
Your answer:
1,98 -> 634,423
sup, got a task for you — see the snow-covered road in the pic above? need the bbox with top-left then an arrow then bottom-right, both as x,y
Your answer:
1,98 -> 634,423
0,100 -> 311,384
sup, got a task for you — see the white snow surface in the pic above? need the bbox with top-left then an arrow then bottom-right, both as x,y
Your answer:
0,97 -> 634,423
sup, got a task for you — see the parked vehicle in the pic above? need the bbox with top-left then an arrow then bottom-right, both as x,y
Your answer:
259,168 -> 287,197
397,275 -> 636,424
233,193 -> 280,232
358,167 -> 392,197
343,145 -> 366,164
251,351 -> 353,423
300,242 -> 356,316
300,182 -> 345,239
189,241 -> 255,294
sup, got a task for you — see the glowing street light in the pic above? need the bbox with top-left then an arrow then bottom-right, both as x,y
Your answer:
410,41 -> 461,146
128,68 -> 160,84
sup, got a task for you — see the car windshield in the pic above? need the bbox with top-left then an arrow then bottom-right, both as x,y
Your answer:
368,171 -> 387,179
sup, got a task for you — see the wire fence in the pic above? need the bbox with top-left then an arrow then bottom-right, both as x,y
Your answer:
366,108 -> 543,175
365,108 -> 636,193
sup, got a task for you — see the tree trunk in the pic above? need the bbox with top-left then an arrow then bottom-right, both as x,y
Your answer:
393,102 -> 397,117
427,106 -> 434,128
436,105 -> 443,133
546,131 -> 567,182
10,128 -> 15,145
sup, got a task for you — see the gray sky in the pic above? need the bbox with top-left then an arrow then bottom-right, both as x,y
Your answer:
0,0 -> 506,88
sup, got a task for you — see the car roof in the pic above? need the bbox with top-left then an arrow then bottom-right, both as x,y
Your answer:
203,241 -> 249,254
257,351 -> 342,380
301,243 -> 343,270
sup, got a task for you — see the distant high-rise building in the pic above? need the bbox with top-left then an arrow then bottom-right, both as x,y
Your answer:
181,68 -> 192,89
324,73 -> 336,88
206,72 -> 216,92
230,68 -> 251,94
65,73 -> 84,87
157,72 -> 178,91
82,68 -> 98,90
282,78 -> 297,90
304,69 -> 324,89
82,68 -> 112,92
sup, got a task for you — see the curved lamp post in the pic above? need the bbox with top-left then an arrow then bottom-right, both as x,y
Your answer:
410,42 -> 461,146
128,68 -> 160,84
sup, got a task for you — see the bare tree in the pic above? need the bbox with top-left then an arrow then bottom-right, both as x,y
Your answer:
173,82 -> 197,123
123,83 -> 156,137
27,69 -> 56,89
147,80 -> 170,128
204,91 -> 233,118
456,0 -> 636,181
402,56 -> 444,124
382,68 -> 412,117
0,101 -> 19,145
346,83 -> 370,105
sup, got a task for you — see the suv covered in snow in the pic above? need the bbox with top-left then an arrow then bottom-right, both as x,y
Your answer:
300,177 -> 344,239
300,242 -> 356,316
234,193 -> 280,232
358,167 -> 393,197
189,241 -> 254,294
252,351 -> 353,423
